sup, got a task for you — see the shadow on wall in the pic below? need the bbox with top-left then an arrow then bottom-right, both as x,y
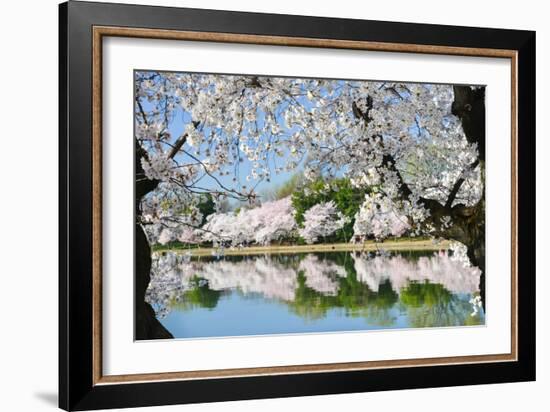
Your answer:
34,392 -> 57,407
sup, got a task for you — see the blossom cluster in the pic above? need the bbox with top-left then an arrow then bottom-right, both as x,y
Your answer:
298,201 -> 349,244
201,197 -> 297,246
352,193 -> 409,240
145,196 -> 297,247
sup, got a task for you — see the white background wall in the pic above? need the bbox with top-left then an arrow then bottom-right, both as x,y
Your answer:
0,0 -> 546,411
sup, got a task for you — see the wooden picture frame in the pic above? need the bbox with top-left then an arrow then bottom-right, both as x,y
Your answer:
59,1 -> 535,410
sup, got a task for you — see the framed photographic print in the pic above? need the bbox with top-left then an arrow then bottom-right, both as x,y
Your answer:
59,1 -> 535,410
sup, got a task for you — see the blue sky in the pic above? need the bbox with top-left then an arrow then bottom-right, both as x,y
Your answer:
136,74 -> 313,206
165,102 -> 304,199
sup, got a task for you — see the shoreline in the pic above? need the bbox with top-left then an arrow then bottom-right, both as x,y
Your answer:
154,239 -> 451,257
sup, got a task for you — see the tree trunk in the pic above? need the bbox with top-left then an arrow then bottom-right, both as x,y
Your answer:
451,86 -> 486,310
135,222 -> 173,339
467,239 -> 485,311
426,195 -> 486,310
134,141 -> 173,340
453,200 -> 486,311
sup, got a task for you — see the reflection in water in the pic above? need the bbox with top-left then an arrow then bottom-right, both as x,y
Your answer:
145,250 -> 484,338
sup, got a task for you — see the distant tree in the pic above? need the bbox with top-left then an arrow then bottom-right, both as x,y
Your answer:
298,201 -> 349,244
197,194 -> 215,224
201,197 -> 297,246
264,173 -> 304,201
352,192 -> 409,240
292,178 -> 367,241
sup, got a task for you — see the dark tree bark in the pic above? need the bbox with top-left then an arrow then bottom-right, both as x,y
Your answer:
135,222 -> 173,340
134,140 -> 173,340
452,86 -> 486,161
450,85 -> 486,309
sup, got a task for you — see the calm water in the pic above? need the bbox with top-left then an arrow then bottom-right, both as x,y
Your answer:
145,250 -> 485,339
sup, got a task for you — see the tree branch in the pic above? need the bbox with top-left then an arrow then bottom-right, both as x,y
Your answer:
167,120 -> 200,160
136,99 -> 149,126
444,159 -> 480,209
381,154 -> 413,198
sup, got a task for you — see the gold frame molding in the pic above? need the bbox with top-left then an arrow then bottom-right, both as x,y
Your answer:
92,26 -> 518,386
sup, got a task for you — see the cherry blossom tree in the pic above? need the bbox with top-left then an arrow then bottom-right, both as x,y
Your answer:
298,201 -> 349,244
352,192 -> 410,240
252,197 -> 298,245
134,71 -> 486,338
199,196 -> 297,246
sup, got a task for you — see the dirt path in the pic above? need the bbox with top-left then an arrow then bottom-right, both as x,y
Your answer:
159,239 -> 451,257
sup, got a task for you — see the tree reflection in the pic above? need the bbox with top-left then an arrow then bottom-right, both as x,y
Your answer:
400,282 -> 482,327
287,271 -> 398,322
170,276 -> 222,310
146,250 -> 484,328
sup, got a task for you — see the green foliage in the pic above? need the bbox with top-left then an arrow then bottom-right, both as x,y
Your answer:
158,193 -> 215,226
400,281 -> 452,308
151,242 -> 199,252
295,237 -> 307,246
400,282 -> 480,328
291,178 -> 369,241
262,173 -> 303,201
275,174 -> 303,200
197,194 -> 215,224
177,276 -> 221,309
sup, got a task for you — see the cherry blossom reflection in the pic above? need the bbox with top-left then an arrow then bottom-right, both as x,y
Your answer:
298,255 -> 346,295
351,251 -> 481,295
146,250 -> 483,328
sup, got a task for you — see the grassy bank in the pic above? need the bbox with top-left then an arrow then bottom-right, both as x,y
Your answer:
153,238 -> 451,257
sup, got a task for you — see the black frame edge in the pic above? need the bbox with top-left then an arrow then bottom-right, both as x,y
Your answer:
516,30 -> 536,382
59,2 -> 69,410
